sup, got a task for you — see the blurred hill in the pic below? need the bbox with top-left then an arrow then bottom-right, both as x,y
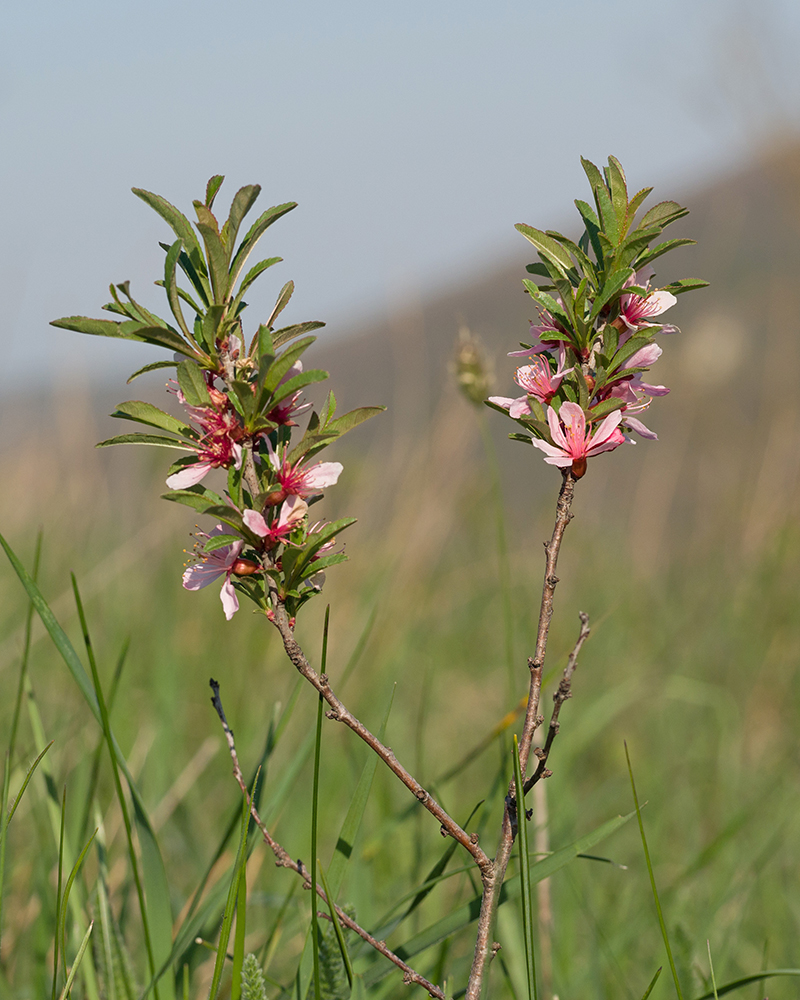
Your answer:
307,138 -> 800,571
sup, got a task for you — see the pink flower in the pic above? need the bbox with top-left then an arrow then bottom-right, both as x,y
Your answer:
489,347 -> 573,418
508,303 -> 563,358
243,495 -> 309,546
618,268 -> 677,333
166,387 -> 243,489
267,361 -> 313,426
182,525 -> 244,620
532,401 -> 624,477
264,441 -> 343,501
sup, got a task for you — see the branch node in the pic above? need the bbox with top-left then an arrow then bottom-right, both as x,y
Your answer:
491,942 -> 502,959
440,825 -> 448,838
533,747 -> 545,760
542,769 -> 553,779
470,832 -> 480,844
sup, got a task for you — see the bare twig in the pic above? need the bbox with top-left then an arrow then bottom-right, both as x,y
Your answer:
524,611 -> 590,794
209,680 -> 446,1000
267,599 -> 492,874
465,469 -> 579,1000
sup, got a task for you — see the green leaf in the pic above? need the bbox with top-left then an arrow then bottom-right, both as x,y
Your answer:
513,735 -> 537,1000
227,185 -> 262,253
605,155 -> 629,225
261,336 -> 317,395
50,315 -> 131,339
0,538 -> 173,1000
364,810 -> 635,986
587,398 -> 625,420
132,188 -> 207,286
57,921 -> 95,1000
627,184 -> 654,217
640,200 -> 689,230
208,793 -> 250,1000
96,432 -> 193,450
204,533 -> 241,553
206,175 -> 225,209
574,199 -> 604,267
177,360 -> 212,407
690,970 -> 800,1000
272,321 -> 326,350
229,202 -> 297,292
589,268 -> 634,322
662,278 -> 709,295
635,238 -> 696,270
117,321 -> 197,357
515,224 -> 575,275
127,359 -> 178,383
164,240 -> 194,340
194,203 -> 229,303
231,257 -> 282,315
266,369 -> 329,412
111,400 -> 195,438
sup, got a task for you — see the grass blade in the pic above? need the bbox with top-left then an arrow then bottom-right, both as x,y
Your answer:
59,828 -> 98,992
53,787 -> 67,1000
58,920 -> 95,1000
624,741 -> 683,1000
363,809 -> 634,986
707,941 -> 719,1000
641,968 -> 662,1000
318,862 -> 353,990
690,969 -> 800,1000
310,606 -> 330,1000
208,788 -> 251,1000
512,735 -> 537,1000
0,530 -> 42,950
71,574 -> 166,1000
230,843 -> 248,1000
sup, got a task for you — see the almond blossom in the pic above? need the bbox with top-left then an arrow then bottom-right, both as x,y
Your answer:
617,268 -> 678,334
263,440 -> 343,502
489,345 -> 573,417
166,388 -> 243,489
531,402 -> 624,478
508,302 -> 563,357
182,525 -> 244,620
243,495 -> 309,547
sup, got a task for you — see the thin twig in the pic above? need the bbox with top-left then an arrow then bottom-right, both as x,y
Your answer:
209,680 -> 446,1000
267,600 -> 492,874
465,469 -> 578,1000
524,612 -> 590,794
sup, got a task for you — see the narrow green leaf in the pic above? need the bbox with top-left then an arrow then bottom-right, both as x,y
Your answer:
111,400 -> 195,438
635,238 -> 696,270
177,360 -> 212,407
628,186 -> 654,219
641,969 -> 663,1000
58,921 -> 95,1000
364,810 -> 635,985
625,742 -> 683,1000
574,199 -> 604,267
324,406 -> 385,438
229,203 -> 297,292
206,175 -> 225,209
318,863 -> 353,990
127,360 -> 179,383
272,321 -> 326,350
605,155 -> 629,229
227,185 -> 262,255
164,240 -> 194,340
97,433 -> 192,450
208,792 -> 250,1000
589,268 -> 634,322
662,278 -> 710,295
515,224 -> 575,274
231,847 -> 248,1000
513,735 -> 537,1000
640,200 -> 688,230
132,188 -> 206,277
690,970 -> 800,1000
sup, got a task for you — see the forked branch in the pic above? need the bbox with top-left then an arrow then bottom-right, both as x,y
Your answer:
209,680 -> 446,1000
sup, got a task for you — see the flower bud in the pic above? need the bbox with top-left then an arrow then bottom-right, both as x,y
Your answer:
231,558 -> 261,576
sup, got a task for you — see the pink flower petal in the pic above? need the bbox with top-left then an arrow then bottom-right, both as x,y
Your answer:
243,509 -> 270,536
624,416 -> 658,440
487,396 -> 514,411
303,462 -> 343,489
220,578 -> 240,620
509,397 -> 533,419
627,343 -> 662,369
166,462 -> 213,489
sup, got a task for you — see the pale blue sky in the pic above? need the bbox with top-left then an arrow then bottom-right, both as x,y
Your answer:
3,0 -> 800,386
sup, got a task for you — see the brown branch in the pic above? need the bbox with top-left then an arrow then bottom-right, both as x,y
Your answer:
209,679 -> 446,1000
465,469 -> 578,1000
524,611 -> 590,794
267,599 -> 492,874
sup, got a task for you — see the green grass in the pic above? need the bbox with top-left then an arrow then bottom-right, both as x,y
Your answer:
1,396 -> 799,999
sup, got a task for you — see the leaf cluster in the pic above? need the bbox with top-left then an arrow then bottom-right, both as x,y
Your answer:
501,155 -> 708,451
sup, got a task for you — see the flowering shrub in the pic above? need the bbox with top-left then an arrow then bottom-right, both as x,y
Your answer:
53,177 -> 383,622
488,155 -> 707,478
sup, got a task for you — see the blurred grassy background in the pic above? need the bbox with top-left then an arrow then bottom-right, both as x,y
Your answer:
2,143 -> 800,998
